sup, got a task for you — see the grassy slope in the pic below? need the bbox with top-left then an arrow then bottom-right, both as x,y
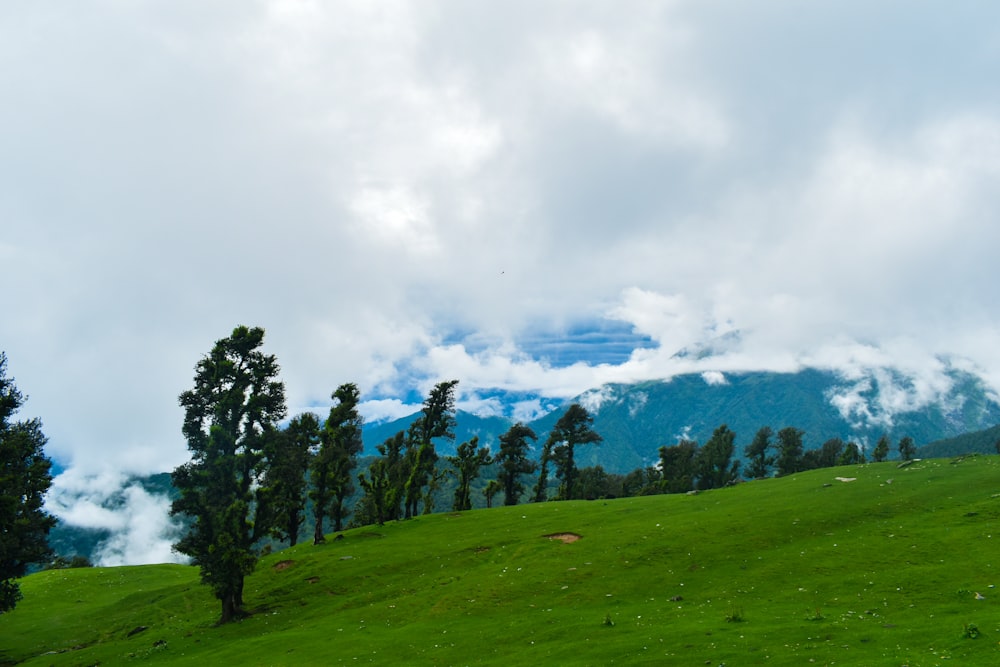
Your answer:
4,457 -> 1000,666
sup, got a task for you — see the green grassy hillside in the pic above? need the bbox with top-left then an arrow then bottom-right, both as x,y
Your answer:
5,457 -> 1000,665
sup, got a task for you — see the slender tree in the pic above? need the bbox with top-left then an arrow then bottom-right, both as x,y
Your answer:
548,404 -> 602,500
263,413 -> 318,546
531,437 -> 553,503
483,479 -> 502,508
898,436 -> 916,461
873,434 -> 890,463
311,383 -> 363,542
448,436 -> 492,511
170,326 -> 286,624
775,427 -> 805,476
495,422 -> 538,506
380,431 -> 408,521
404,380 -> 459,518
0,353 -> 55,613
743,426 -> 774,479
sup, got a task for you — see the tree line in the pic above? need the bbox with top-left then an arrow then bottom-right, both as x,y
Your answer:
0,326 -> 923,623
167,327 -> 927,623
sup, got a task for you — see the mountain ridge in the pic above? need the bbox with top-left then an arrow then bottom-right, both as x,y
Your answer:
362,367 -> 1000,472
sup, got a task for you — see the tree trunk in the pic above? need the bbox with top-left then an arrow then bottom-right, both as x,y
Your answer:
313,520 -> 325,545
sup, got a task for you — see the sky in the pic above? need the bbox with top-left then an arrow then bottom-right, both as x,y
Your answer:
3,2 -> 1000,562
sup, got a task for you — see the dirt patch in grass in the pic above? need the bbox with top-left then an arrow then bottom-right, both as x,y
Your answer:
545,533 -> 582,543
306,576 -> 320,584
273,560 -> 295,571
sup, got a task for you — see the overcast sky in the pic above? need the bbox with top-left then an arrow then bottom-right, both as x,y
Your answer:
4,1 -> 1000,486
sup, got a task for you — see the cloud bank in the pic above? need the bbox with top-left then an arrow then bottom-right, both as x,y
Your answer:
0,1 -> 998,485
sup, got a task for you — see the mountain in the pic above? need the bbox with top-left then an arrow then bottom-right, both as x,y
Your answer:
919,423 -> 1000,458
48,366 -> 1000,567
363,367 -> 1000,473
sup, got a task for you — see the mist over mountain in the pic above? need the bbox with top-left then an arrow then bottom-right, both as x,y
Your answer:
46,363 -> 1000,568
364,366 -> 1000,473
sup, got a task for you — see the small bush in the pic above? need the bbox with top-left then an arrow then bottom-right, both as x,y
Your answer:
963,623 -> 980,639
725,605 -> 745,623
602,613 -> 615,627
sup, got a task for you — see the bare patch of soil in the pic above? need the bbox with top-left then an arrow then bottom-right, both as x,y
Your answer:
306,576 -> 320,584
545,532 -> 582,543
273,560 -> 295,571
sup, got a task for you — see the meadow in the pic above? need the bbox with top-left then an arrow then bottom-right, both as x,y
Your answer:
3,457 -> 1000,665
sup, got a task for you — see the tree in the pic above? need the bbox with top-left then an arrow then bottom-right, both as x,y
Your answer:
483,479 -> 502,508
775,427 -> 805,476
695,424 -> 740,490
262,413 -> 318,547
404,380 -> 459,518
448,436 -> 492,511
743,426 -> 774,479
898,436 -> 916,461
170,326 -> 287,624
357,459 -> 391,526
495,423 -> 538,506
658,440 -> 699,493
838,441 -> 864,465
576,465 -> 617,499
873,434 -> 890,463
0,353 -> 55,613
817,438 -> 846,468
531,437 -> 553,503
548,404 -> 602,500
801,438 -> 846,471
311,383 -> 363,542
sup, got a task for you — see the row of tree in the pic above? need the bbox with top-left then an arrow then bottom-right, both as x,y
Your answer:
0,326 -> 927,623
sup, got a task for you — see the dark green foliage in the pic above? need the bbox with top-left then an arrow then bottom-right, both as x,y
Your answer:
695,424 -> 740,490
532,437 -> 553,503
0,353 -> 55,613
658,440 -> 698,493
897,436 -> 916,461
495,423 -> 538,506
743,426 -> 774,479
873,434 -> 890,462
920,424 -> 1000,458
775,427 -> 805,476
838,441 -> 864,465
263,413 -> 318,547
171,326 -> 287,624
356,458 -> 391,526
311,384 -> 363,542
548,404 -> 602,500
404,381 -> 459,518
447,437 -> 492,511
802,438 -> 846,470
483,479 -> 502,508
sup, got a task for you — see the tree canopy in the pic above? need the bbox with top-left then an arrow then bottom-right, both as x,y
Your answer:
170,326 -> 287,624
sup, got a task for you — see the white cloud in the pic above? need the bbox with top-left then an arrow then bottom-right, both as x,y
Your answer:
45,469 -> 186,566
701,371 -> 727,386
358,398 -> 422,425
2,2 -> 1000,566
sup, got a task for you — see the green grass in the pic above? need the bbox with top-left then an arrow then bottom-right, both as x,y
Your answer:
5,457 -> 1000,665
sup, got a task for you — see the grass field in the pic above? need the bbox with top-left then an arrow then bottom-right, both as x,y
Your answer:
3,457 -> 1000,665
